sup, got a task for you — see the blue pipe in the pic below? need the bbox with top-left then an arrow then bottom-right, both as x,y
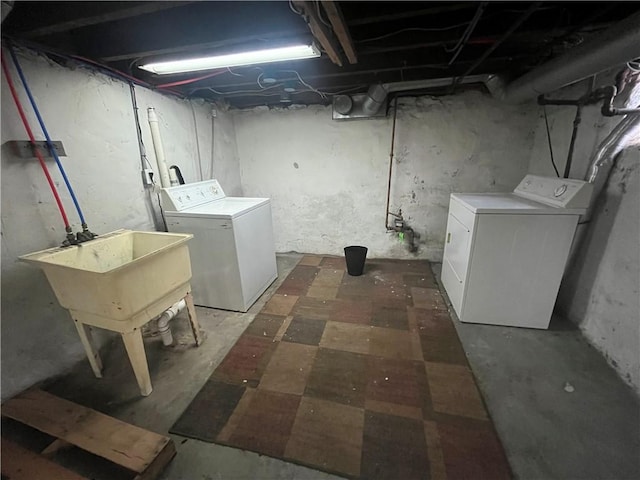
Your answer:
8,46 -> 87,226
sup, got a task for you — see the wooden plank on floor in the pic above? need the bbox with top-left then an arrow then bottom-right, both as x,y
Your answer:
41,438 -> 73,456
134,440 -> 177,480
1,388 -> 173,474
1,437 -> 88,480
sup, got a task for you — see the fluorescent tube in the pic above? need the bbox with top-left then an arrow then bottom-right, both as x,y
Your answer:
139,44 -> 320,75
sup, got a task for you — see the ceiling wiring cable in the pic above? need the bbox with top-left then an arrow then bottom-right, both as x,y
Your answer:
281,69 -> 327,98
128,56 -> 142,75
288,0 -> 302,16
4,38 -> 185,97
226,67 -> 244,76
450,2 -> 540,92
446,2 -> 487,66
156,70 -> 227,89
543,105 -> 561,177
356,25 -> 473,44
206,83 -> 284,96
256,71 -> 272,89
8,45 -> 88,227
316,1 -> 332,29
627,60 -> 640,73
1,53 -> 71,231
445,2 -> 487,53
354,9 -> 521,45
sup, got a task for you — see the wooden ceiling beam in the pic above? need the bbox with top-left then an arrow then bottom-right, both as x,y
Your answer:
348,4 -> 474,27
292,1 -> 343,66
21,2 -> 192,39
321,1 -> 357,64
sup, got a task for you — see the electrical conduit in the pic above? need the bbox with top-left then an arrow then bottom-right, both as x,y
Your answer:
8,46 -> 91,233
1,54 -> 72,233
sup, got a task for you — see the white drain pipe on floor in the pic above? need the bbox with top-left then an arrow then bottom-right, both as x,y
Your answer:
157,299 -> 186,346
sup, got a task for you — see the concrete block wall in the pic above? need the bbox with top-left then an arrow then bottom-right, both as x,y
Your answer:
233,92 -> 538,260
0,50 -> 240,400
527,74 -> 640,394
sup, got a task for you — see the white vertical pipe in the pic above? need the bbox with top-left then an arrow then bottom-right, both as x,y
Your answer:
147,107 -> 172,188
156,299 -> 186,346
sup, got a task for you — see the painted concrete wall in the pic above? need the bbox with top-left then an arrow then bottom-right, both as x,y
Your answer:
527,75 -> 640,394
1,50 -> 239,400
234,92 -> 538,260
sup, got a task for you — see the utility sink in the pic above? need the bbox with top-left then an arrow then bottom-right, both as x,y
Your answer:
20,229 -> 194,321
20,229 -> 201,396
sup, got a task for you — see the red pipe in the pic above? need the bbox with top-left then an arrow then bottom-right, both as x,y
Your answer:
1,54 -> 71,229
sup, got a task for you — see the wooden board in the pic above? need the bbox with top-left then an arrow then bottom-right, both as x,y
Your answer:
1,388 -> 174,475
1,437 -> 87,480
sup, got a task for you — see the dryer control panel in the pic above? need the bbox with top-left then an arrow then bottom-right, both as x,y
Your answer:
160,179 -> 226,211
514,175 -> 593,209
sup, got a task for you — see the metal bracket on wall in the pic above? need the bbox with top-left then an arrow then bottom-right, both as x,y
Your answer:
5,140 -> 67,158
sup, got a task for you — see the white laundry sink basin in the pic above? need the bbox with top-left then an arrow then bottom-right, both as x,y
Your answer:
20,229 -> 193,321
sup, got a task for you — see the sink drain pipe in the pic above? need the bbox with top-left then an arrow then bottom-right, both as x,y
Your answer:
157,299 -> 186,346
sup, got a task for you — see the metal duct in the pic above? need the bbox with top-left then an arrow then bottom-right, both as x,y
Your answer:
501,11 -> 640,104
586,113 -> 640,183
334,74 -> 495,119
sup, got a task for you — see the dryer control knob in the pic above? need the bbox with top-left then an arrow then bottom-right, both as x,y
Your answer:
554,184 -> 568,197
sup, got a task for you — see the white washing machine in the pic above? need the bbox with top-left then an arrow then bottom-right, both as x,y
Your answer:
161,180 -> 277,312
441,174 -> 593,329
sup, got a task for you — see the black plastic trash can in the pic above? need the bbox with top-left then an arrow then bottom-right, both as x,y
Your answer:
344,246 -> 368,276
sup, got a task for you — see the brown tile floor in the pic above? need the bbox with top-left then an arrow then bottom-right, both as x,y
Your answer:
171,255 -> 511,479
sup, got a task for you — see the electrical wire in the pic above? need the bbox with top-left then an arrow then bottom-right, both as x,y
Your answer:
5,38 -> 185,97
210,110 -> 215,180
1,54 -> 71,229
543,105 -> 560,177
446,2 -> 487,65
226,67 -> 244,76
190,103 -> 204,181
8,46 -> 87,226
281,69 -> 327,98
356,23 -> 476,44
288,0 -> 302,15
207,83 -> 283,96
445,2 -> 486,53
316,1 -> 332,28
627,60 -> 640,73
156,69 -> 226,89
129,82 -> 168,232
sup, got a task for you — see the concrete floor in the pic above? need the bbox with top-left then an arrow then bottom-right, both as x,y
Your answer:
38,254 -> 639,480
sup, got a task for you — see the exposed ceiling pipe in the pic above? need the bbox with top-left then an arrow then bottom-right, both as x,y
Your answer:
586,113 -> 640,183
343,11 -> 640,118
500,11 -> 640,104
354,74 -> 496,117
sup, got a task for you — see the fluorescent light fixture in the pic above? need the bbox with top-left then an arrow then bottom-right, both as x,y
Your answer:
139,44 -> 320,75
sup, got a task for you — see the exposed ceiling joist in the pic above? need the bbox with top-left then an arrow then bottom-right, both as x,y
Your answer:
292,1 -> 343,66
321,1 -> 357,64
101,31 -> 309,63
21,1 -> 191,39
3,1 -> 638,109
347,3 -> 474,27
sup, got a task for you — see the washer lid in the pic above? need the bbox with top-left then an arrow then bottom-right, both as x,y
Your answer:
451,193 -> 586,215
164,197 -> 269,219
